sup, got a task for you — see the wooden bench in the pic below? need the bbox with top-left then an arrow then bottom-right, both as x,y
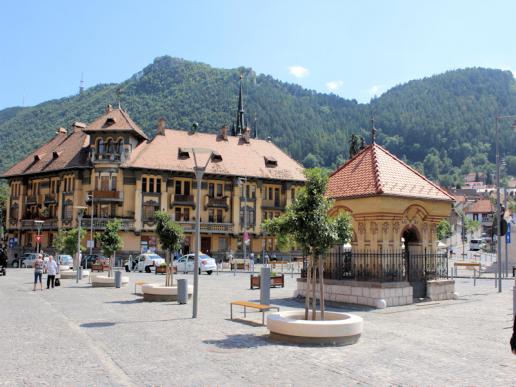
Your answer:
454,262 -> 481,270
134,280 -> 146,294
230,301 -> 280,325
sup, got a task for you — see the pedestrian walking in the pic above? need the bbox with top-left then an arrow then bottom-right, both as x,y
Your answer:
33,254 -> 44,291
45,256 -> 58,289
511,316 -> 516,355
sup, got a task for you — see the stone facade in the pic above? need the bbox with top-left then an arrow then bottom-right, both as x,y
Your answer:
426,279 -> 457,301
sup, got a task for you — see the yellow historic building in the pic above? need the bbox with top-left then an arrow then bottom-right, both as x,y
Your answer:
2,85 -> 305,257
327,142 -> 454,253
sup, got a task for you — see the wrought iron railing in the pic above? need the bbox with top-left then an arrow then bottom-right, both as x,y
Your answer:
177,221 -> 233,233
80,218 -> 135,230
301,248 -> 448,283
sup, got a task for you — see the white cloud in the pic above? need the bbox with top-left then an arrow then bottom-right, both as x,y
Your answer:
368,84 -> 384,97
326,80 -> 344,92
288,66 -> 309,78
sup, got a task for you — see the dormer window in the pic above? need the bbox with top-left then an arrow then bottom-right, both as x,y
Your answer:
52,151 -> 62,159
264,156 -> 277,168
33,153 -> 45,162
105,117 -> 116,126
178,148 -> 190,159
211,151 -> 222,162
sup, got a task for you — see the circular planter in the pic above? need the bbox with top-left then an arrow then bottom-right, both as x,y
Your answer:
91,275 -> 129,288
141,283 -> 193,302
267,310 -> 363,346
60,269 -> 90,279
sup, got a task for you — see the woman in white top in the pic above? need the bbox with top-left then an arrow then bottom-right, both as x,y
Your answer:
45,256 -> 58,289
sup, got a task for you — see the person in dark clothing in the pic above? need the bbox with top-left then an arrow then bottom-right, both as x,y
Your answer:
511,316 -> 516,355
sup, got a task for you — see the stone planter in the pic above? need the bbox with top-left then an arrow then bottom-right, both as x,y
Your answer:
141,283 -> 193,302
60,269 -> 90,279
267,310 -> 363,346
91,274 -> 129,288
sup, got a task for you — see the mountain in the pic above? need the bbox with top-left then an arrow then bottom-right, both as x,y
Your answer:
1,56 -> 515,187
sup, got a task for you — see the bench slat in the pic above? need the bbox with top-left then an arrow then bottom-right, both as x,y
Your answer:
231,301 -> 275,310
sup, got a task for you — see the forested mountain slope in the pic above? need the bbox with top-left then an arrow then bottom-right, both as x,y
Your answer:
1,56 -> 515,187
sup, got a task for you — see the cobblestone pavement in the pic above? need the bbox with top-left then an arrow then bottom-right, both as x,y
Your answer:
1,269 -> 515,386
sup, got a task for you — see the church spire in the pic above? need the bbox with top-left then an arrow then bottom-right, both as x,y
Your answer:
371,115 -> 377,144
235,74 -> 245,136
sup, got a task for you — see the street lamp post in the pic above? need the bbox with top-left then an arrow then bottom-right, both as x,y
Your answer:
88,192 -> 94,259
75,206 -> 87,284
238,177 -> 248,268
34,220 -> 44,253
495,115 -> 516,293
188,147 -> 213,319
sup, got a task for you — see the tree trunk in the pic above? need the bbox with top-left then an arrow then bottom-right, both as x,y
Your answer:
305,256 -> 311,320
311,253 -> 317,320
109,252 -> 115,278
318,253 -> 325,320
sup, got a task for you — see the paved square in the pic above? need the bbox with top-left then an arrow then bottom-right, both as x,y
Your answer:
1,269 -> 515,386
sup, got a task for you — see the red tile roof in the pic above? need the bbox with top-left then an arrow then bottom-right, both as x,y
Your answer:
83,107 -> 148,140
124,129 -> 305,181
1,131 -> 90,177
327,144 -> 454,201
465,199 -> 494,214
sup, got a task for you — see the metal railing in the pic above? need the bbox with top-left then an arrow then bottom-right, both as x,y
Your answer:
177,221 -> 233,233
301,248 -> 448,283
205,196 -> 228,208
80,218 -> 135,230
261,198 -> 286,209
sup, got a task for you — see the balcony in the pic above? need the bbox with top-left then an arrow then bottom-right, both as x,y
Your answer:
20,219 -> 58,230
44,193 -> 57,204
171,194 -> 195,208
25,195 -> 37,204
177,221 -> 234,234
86,190 -> 123,202
261,198 -> 286,209
205,195 -> 229,209
80,218 -> 135,230
92,152 -> 122,164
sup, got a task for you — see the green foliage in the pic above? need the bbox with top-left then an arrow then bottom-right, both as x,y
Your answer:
437,219 -> 452,241
0,58 -> 515,190
52,229 -> 67,253
464,218 -> 481,237
97,219 -> 123,257
263,168 -> 353,256
154,210 -> 184,256
62,228 -> 86,255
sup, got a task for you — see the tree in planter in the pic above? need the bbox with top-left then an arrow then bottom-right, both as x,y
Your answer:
264,168 -> 353,321
57,228 -> 87,270
437,219 -> 452,241
464,218 -> 481,239
154,210 -> 184,287
97,219 -> 123,277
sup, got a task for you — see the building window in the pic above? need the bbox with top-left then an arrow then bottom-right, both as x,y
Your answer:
184,181 -> 190,195
216,209 -> 223,223
111,176 -> 117,191
268,188 -> 273,200
63,200 -> 73,220
208,209 -> 215,222
219,237 -> 228,251
291,188 -> 296,202
149,178 -> 155,193
117,138 -> 123,153
142,177 -> 147,193
97,138 -> 105,154
156,178 -> 161,193
240,206 -> 255,226
216,183 -> 223,198
208,183 -> 215,198
143,201 -> 158,220
183,208 -> 190,221
175,208 -> 182,221
10,203 -> 19,220
175,181 -> 182,194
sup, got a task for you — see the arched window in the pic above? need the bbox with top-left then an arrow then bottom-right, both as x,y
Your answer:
240,206 -> 255,226
63,199 -> 73,220
143,200 -> 159,221
10,203 -> 18,220
106,138 -> 113,154
97,138 -> 105,154
117,138 -> 124,154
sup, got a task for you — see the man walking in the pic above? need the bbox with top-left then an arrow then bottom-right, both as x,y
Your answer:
45,256 -> 58,289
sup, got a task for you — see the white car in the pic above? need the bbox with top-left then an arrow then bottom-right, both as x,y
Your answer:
173,254 -> 217,275
57,255 -> 74,270
136,253 -> 166,273
21,253 -> 49,268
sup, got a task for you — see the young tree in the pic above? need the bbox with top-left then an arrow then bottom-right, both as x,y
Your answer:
436,219 -> 452,241
97,219 -> 123,277
464,218 -> 481,239
154,210 -> 184,286
264,168 -> 353,320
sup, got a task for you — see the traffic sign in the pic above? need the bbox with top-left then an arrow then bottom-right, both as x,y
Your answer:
243,231 -> 249,241
35,235 -> 42,243
507,225 -> 511,244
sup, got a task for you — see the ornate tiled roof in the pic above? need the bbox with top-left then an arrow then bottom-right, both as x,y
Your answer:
83,107 -> 148,140
327,143 -> 454,201
124,129 -> 305,181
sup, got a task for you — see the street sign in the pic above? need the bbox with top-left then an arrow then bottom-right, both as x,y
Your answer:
87,240 -> 94,248
35,235 -> 42,243
243,231 -> 249,241
507,225 -> 511,244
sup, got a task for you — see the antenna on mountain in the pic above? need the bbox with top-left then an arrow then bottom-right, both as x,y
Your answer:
79,72 -> 84,95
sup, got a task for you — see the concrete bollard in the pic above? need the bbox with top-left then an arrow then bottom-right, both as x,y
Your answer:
473,269 -> 476,286
260,267 -> 271,306
177,278 -> 188,304
114,270 -> 122,288
78,266 -> 83,280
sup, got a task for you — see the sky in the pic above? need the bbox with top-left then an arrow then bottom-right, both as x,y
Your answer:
1,0 -> 515,110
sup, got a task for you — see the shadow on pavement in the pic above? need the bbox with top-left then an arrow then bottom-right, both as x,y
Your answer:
80,322 -> 116,328
104,299 -> 143,304
80,317 -> 191,328
203,334 -> 271,349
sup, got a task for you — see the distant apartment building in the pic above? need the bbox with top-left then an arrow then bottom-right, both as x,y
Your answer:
2,83 -> 305,256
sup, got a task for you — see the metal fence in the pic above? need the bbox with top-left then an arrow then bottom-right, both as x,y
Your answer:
301,247 -> 448,283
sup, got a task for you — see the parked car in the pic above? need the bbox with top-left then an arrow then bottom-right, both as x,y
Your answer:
21,253 -> 50,268
124,256 -> 139,272
173,253 -> 217,275
469,239 -> 484,251
57,255 -> 74,270
136,253 -> 165,273
81,254 -> 109,269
